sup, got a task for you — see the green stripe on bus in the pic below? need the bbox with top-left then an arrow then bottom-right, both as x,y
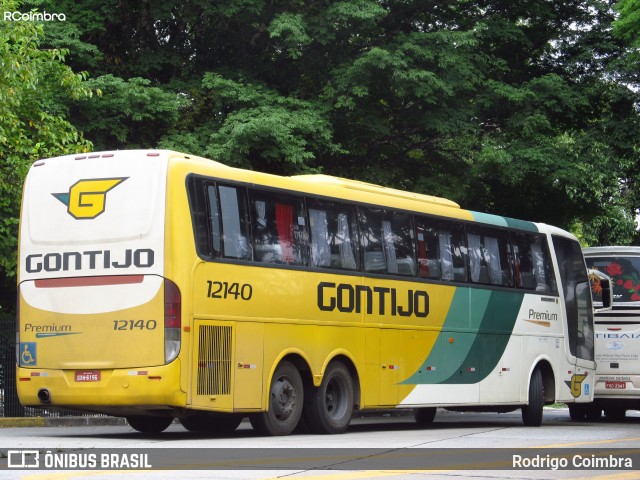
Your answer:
439,290 -> 524,384
504,217 -> 538,232
470,211 -> 538,233
402,289 -> 524,385
470,211 -> 509,227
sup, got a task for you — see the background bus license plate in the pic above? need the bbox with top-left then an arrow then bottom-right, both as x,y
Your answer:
605,381 -> 626,389
75,371 -> 101,382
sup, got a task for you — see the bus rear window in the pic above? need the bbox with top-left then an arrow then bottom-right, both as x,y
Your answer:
586,256 -> 640,308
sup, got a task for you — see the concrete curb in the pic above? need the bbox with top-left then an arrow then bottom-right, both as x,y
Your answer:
0,416 -> 128,428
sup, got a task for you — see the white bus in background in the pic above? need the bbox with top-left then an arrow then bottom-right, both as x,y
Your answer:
582,246 -> 640,420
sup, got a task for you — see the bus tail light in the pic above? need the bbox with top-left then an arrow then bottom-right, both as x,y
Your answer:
15,289 -> 20,364
164,279 -> 181,363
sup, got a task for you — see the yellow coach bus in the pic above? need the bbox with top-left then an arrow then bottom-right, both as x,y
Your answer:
17,150 -> 606,435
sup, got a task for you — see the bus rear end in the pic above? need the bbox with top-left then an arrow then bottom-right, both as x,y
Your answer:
16,151 -> 184,426
584,246 -> 640,419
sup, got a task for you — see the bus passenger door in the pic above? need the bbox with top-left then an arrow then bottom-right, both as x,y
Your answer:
552,236 -> 596,399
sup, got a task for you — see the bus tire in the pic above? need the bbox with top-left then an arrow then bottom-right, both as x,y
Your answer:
604,408 -> 626,421
521,368 -> 544,426
180,413 -> 243,434
126,415 -> 173,434
568,404 -> 586,421
250,361 -> 303,436
414,407 -> 437,426
303,361 -> 354,434
585,404 -> 602,421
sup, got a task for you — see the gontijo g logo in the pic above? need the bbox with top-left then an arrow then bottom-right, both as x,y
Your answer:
52,178 -> 127,219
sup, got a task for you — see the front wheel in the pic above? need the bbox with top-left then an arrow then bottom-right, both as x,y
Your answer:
250,361 -> 303,436
414,407 -> 437,426
126,415 -> 173,434
568,404 -> 586,421
303,361 -> 354,434
521,368 -> 544,426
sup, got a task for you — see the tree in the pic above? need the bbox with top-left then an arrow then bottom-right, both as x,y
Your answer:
25,0 -> 640,240
0,0 -> 93,313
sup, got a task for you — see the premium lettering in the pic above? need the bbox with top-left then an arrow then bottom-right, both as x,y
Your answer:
317,281 -> 429,318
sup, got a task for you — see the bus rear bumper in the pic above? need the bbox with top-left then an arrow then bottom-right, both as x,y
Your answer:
594,374 -> 640,399
16,360 -> 186,411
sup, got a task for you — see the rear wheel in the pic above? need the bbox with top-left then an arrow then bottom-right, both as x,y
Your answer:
585,404 -> 602,421
604,408 -> 626,421
126,416 -> 173,434
180,413 -> 243,434
303,361 -> 354,434
250,361 -> 303,436
521,368 -> 544,426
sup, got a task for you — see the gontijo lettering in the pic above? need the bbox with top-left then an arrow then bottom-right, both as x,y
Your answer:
317,281 -> 429,318
25,248 -> 155,273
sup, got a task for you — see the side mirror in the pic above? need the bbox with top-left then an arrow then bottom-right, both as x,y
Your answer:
588,269 -> 612,313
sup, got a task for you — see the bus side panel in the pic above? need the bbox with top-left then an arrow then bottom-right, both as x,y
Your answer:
185,317 -> 275,413
234,322 -> 264,410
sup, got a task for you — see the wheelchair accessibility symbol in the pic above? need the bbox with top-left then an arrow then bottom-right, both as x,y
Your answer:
20,343 -> 37,366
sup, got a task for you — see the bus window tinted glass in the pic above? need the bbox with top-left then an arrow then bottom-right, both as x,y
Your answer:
359,208 -> 416,276
308,200 -> 359,270
512,233 -> 557,293
206,185 -> 222,255
553,236 -> 594,362
466,227 -> 513,287
218,185 -> 251,260
249,190 -> 309,266
585,256 -> 640,308
416,218 -> 467,282
187,176 -> 218,258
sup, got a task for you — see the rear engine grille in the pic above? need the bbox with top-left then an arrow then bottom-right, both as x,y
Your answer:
197,325 -> 232,395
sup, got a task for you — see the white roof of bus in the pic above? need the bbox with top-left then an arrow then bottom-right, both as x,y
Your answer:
583,246 -> 640,256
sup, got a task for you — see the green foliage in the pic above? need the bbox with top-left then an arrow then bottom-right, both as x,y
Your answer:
614,0 -> 640,47
0,0 -> 93,312
197,74 -> 340,174
2,0 -> 640,316
72,75 -> 188,149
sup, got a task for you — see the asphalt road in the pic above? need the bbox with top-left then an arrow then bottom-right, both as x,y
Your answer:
1,408 -> 639,480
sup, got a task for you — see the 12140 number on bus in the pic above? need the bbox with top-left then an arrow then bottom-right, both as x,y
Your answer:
206,281 -> 253,300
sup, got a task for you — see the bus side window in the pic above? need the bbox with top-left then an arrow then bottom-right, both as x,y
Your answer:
383,212 -> 416,276
187,176 -> 219,259
359,208 -> 416,276
308,200 -> 359,270
206,185 -> 222,256
467,227 -> 513,287
512,232 -> 556,293
416,217 -> 467,282
249,190 -> 308,266
218,185 -> 251,261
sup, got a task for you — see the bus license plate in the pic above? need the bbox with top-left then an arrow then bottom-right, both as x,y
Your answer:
605,381 -> 626,389
75,371 -> 101,382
